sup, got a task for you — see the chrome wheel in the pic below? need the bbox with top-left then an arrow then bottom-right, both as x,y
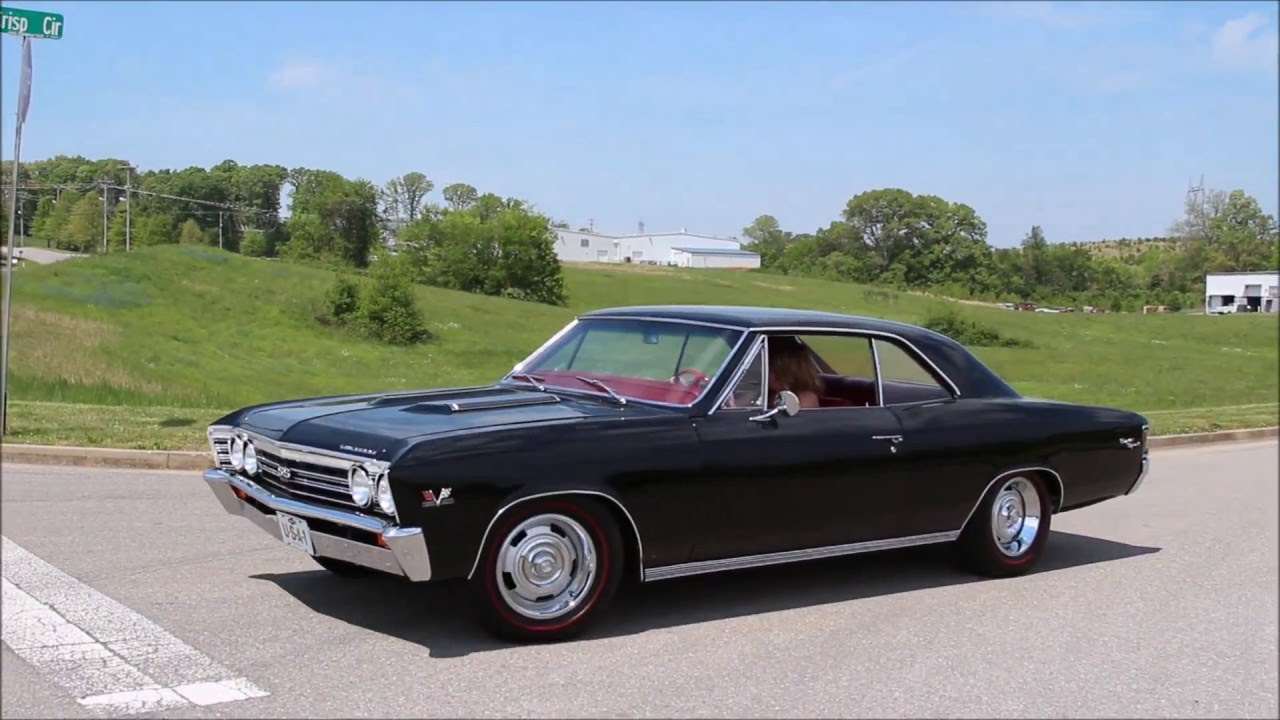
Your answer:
990,476 -> 1042,557
495,513 -> 598,621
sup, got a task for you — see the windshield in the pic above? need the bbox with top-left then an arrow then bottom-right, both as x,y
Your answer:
507,318 -> 745,406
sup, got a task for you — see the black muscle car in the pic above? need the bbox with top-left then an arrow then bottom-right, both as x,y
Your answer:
203,305 -> 1150,641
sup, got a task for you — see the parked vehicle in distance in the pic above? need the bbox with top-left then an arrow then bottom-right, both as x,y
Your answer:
203,305 -> 1150,642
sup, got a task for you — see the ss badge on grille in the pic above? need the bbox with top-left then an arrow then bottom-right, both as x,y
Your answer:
277,466 -> 292,480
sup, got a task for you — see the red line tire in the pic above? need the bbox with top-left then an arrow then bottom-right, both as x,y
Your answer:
471,496 -> 623,643
956,472 -> 1053,578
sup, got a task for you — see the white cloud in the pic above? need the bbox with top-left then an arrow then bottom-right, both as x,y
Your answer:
267,56 -> 327,90
1210,12 -> 1279,73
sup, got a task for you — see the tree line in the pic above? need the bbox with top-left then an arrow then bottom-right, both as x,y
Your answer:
740,187 -> 1278,312
4,155 -> 1275,315
0,155 -> 567,309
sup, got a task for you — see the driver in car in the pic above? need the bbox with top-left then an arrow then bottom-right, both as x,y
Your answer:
766,336 -> 822,409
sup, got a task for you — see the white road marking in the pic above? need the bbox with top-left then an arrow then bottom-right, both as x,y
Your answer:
1,536 -> 268,715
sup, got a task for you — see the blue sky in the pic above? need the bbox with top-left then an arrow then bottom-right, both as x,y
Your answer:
1,0 -> 1276,246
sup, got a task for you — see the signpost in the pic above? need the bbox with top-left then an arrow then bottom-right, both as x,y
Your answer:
1,5 -> 63,434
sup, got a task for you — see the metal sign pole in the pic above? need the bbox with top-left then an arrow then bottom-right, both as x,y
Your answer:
1,36 -> 31,435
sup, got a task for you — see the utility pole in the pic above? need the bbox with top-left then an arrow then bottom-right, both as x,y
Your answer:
124,167 -> 131,251
218,211 -> 223,249
101,180 -> 108,252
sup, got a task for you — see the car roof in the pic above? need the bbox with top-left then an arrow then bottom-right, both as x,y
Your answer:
579,304 -> 923,335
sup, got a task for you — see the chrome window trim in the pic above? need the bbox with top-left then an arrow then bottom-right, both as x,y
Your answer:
710,334 -> 767,412
869,336 -> 884,406
706,326 -> 961,417
466,490 -> 646,583
751,325 -> 961,398
499,316 -> 749,410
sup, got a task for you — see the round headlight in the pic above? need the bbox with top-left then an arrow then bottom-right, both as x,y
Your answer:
243,442 -> 259,476
349,467 -> 374,506
230,438 -> 245,470
376,475 -> 396,515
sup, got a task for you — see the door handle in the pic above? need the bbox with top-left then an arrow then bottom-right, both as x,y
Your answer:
1119,437 -> 1140,449
872,435 -> 903,453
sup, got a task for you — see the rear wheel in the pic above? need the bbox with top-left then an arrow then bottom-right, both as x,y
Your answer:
471,497 -> 623,643
956,473 -> 1053,577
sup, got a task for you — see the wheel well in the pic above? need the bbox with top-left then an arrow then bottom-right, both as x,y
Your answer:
466,490 -> 645,582
1027,468 -> 1064,513
961,466 -> 1064,533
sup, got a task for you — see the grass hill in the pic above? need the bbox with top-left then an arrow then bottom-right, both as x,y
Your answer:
3,245 -> 1276,449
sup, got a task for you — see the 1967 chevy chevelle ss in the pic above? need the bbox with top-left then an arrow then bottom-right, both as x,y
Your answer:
203,305 -> 1149,641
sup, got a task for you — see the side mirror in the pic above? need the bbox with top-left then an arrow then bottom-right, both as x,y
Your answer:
748,390 -> 801,424
775,390 -> 801,417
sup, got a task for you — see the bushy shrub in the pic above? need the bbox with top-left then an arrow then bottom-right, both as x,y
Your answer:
319,276 -> 360,326
923,308 -> 1035,349
355,258 -> 431,345
316,261 -> 431,346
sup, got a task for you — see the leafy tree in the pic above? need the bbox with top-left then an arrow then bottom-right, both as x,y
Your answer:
178,218 -> 204,245
441,182 -> 478,210
284,168 -> 380,267
63,191 -> 104,252
741,215 -> 791,267
382,172 -> 434,222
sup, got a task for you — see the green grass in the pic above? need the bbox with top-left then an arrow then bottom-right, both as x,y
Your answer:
1,246 -> 1276,450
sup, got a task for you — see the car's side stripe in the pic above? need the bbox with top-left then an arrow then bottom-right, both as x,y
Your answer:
642,530 -> 960,582
466,490 -> 646,582
641,466 -> 1066,582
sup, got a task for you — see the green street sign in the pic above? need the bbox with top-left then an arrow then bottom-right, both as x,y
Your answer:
1,6 -> 64,39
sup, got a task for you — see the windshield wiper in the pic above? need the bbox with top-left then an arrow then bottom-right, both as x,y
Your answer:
574,376 -> 627,406
509,373 -> 546,392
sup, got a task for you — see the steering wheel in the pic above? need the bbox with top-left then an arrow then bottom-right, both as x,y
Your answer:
672,368 -> 710,387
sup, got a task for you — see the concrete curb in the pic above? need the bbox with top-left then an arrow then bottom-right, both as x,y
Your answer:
3,426 -> 1277,471
1146,426 -> 1278,449
1,444 -> 209,471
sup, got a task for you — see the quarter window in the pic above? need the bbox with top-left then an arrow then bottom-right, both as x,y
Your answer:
872,339 -> 951,404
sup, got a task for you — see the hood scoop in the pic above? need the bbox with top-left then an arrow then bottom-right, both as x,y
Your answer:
404,392 -> 563,414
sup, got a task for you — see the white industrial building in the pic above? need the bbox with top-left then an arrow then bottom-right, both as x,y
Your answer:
552,227 -> 760,269
671,246 -> 762,269
1204,271 -> 1279,314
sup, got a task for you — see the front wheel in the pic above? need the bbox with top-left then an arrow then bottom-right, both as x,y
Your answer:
470,497 -> 623,643
955,473 -> 1053,577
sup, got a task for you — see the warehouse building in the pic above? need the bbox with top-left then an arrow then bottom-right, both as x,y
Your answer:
553,226 -> 760,268
1204,271 -> 1279,314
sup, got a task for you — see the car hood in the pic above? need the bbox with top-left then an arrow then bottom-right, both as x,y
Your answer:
229,385 -> 619,462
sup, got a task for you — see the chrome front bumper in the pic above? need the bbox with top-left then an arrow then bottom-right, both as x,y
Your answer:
203,469 -> 432,581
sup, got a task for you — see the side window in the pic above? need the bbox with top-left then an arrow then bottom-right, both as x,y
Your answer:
721,341 -> 765,409
580,238 -> 590,247
722,333 -> 880,410
872,339 -> 952,405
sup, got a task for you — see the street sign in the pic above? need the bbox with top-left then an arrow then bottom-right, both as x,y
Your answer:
1,6 -> 63,40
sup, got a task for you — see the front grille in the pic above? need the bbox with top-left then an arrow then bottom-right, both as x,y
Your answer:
208,429 -> 393,518
212,436 -> 232,467
255,449 -> 359,509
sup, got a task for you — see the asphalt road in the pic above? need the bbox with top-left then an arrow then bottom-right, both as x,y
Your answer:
2,441 -> 1277,718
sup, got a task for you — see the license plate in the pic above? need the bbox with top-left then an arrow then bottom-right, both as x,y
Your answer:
276,512 -> 315,555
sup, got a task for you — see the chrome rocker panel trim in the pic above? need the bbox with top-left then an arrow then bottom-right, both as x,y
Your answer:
203,469 -> 432,581
642,529 -> 960,582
